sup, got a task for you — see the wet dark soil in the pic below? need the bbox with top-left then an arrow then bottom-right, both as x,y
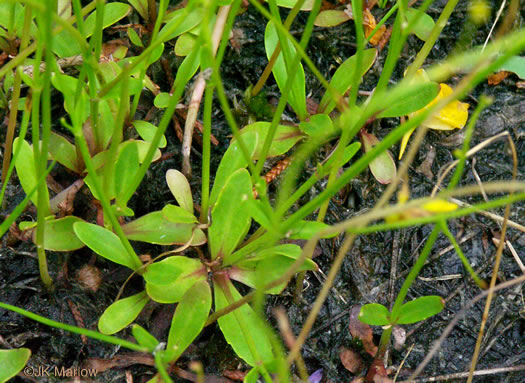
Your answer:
1,1 -> 524,383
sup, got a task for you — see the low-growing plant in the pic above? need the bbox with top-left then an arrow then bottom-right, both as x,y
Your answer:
1,0 -> 524,382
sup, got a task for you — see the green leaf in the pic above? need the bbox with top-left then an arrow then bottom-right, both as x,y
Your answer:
73,222 -> 139,270
175,32 -> 197,56
165,280 -> 212,362
378,82 -> 439,118
133,121 -> 167,148
265,21 -> 307,119
360,130 -> 396,185
145,257 -> 206,303
358,303 -> 391,326
319,48 -> 377,114
121,211 -> 205,245
299,114 -> 339,138
497,55 -> 525,79
314,10 -> 351,27
174,46 -> 201,88
165,169 -> 193,213
406,8 -> 435,41
287,220 -> 337,239
98,62 -> 143,99
162,204 -> 198,224
209,169 -> 252,259
159,8 -> 204,41
114,140 -> 140,207
154,92 -> 171,108
127,27 -> 144,47
98,291 -> 149,334
214,279 -> 274,366
234,122 -> 303,159
128,0 -> 148,20
0,348 -> 31,383
48,132 -> 81,173
13,138 -> 49,208
132,324 -> 159,352
143,256 -> 202,285
265,0 -> 314,10
36,216 -> 85,251
233,252 -> 317,294
209,131 -> 258,205
83,3 -> 131,37
0,3 -> 37,38
53,3 -> 131,57
394,295 -> 445,325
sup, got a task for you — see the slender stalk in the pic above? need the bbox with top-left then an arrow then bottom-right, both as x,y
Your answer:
405,0 -> 460,77
447,95 -> 492,190
0,302 -> 149,352
317,0 -> 364,223
199,84 -> 214,223
251,0 -> 307,97
0,3 -> 32,194
253,0 -> 322,180
440,220 -> 486,289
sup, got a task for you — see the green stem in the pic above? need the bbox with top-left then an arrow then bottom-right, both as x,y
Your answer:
440,220 -> 487,289
200,83 -> 214,223
0,302 -> 149,352
253,0 -> 321,180
70,123 -> 143,271
447,95 -> 492,191
406,0 -> 460,77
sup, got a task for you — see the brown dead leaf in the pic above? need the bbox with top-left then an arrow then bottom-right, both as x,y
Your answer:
363,9 -> 386,45
83,353 -> 155,372
339,347 -> 364,373
349,305 -> 378,357
350,378 -> 366,383
488,71 -> 511,85
222,370 -> 247,381
366,359 -> 388,383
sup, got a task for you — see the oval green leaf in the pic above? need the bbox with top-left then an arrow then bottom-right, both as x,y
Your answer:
165,280 -> 212,362
98,291 -> 149,334
36,216 -> 85,251
394,295 -> 445,325
209,169 -> 253,259
358,303 -> 391,326
143,256 -> 202,285
319,48 -> 377,114
132,324 -> 159,352
121,211 -> 202,245
209,131 -> 258,205
162,204 -> 198,224
175,32 -> 197,56
114,140 -> 140,207
265,21 -> 307,119
234,122 -> 303,160
0,348 -> 31,383
406,8 -> 435,41
214,279 -> 274,366
73,222 -> 139,270
360,130 -> 396,185
314,10 -> 351,27
165,169 -> 193,213
13,138 -> 49,208
49,132 -> 81,173
378,82 -> 439,118
133,121 -> 167,148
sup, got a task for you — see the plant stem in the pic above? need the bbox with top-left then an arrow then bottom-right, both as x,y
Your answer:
406,0 -> 460,77
0,302 -> 149,352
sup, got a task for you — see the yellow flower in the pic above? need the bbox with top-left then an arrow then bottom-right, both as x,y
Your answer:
399,74 -> 470,159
